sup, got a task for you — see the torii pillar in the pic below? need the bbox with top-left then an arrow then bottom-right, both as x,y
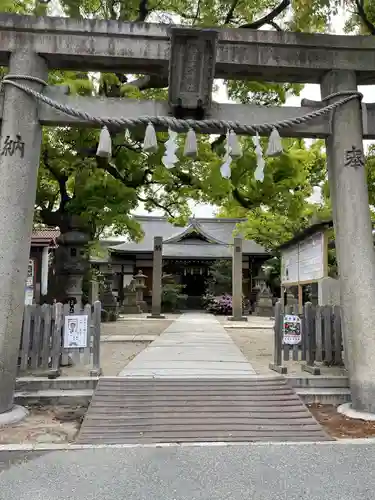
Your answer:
148,236 -> 165,318
0,51 -> 47,418
229,237 -> 247,322
322,70 -> 375,413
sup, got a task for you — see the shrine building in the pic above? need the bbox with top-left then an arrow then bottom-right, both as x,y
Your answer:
95,216 -> 269,309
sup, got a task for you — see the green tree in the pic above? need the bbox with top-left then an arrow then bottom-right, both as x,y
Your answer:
206,260 -> 232,295
217,139 -> 329,249
5,0 -> 375,298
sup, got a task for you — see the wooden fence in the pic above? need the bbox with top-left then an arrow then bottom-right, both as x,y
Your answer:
19,301 -> 102,376
269,301 -> 344,375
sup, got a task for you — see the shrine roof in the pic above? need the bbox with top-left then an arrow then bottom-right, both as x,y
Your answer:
277,220 -> 333,251
31,228 -> 60,247
109,216 -> 268,258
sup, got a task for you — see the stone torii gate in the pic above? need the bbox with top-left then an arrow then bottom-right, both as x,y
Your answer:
1,14 -> 375,418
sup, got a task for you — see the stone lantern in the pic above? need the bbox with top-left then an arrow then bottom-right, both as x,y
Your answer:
253,269 -> 267,293
55,219 -> 90,311
134,270 -> 147,312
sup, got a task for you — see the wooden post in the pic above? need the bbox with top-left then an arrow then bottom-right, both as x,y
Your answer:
298,284 -> 303,314
269,301 -> 287,374
90,301 -> 102,376
302,302 -> 320,375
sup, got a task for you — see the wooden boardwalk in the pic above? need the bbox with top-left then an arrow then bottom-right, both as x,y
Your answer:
77,377 -> 331,444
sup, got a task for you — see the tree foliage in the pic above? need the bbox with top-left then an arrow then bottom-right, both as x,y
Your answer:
3,0 -> 375,248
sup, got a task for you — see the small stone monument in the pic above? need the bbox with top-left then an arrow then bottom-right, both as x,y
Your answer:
100,264 -> 118,322
122,279 -> 141,314
134,270 -> 148,312
285,290 -> 298,313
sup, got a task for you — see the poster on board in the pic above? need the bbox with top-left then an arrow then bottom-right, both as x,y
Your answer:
281,231 -> 325,285
281,246 -> 299,284
282,314 -> 302,345
298,233 -> 324,283
63,315 -> 88,348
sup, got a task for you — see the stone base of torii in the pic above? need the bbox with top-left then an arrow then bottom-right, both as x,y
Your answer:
0,14 -> 375,417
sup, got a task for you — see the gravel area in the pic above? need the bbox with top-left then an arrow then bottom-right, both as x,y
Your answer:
226,326 -> 346,377
61,341 -> 151,377
0,405 -> 85,445
309,404 -> 375,439
101,317 -> 174,337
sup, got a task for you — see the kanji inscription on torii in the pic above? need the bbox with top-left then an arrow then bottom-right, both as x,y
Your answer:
0,134 -> 25,158
344,145 -> 364,169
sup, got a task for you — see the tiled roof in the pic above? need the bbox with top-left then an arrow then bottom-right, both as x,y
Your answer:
31,228 -> 60,246
110,216 -> 268,257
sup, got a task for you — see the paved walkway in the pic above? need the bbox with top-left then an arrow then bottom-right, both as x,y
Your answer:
119,312 -> 256,378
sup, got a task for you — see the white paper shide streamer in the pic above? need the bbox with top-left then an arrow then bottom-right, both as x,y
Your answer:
228,129 -> 242,159
220,130 -> 232,179
219,129 -> 243,179
184,128 -> 198,157
162,129 -> 179,169
143,122 -> 158,153
266,127 -> 283,157
96,126 -> 112,158
253,133 -> 265,182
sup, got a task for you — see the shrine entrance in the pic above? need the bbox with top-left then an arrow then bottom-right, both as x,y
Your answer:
1,13 -> 375,415
164,259 -> 212,309
181,267 -> 208,309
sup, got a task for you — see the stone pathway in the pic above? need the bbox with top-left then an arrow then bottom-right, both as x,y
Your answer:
76,312 -> 329,444
119,312 -> 256,378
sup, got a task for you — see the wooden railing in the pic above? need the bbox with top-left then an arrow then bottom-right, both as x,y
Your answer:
270,301 -> 344,375
19,301 -> 102,376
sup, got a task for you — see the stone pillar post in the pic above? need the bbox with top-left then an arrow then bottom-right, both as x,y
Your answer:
88,278 -> 99,304
321,70 -> 375,412
229,237 -> 247,321
0,51 -> 47,415
148,236 -> 165,318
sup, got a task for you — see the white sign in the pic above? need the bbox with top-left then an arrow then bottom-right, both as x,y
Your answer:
282,314 -> 302,345
63,315 -> 88,348
281,246 -> 299,284
281,231 -> 325,284
25,259 -> 35,304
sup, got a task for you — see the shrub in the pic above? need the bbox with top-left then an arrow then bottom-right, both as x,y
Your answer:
203,293 -> 233,315
162,283 -> 188,312
203,293 -> 248,315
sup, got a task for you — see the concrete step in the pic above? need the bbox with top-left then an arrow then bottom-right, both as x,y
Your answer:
14,386 -> 351,407
77,377 -> 331,444
15,389 -> 93,406
296,388 -> 351,405
287,376 -> 349,389
16,377 -> 99,392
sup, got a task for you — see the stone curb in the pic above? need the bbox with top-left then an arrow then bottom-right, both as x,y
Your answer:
101,335 -> 157,342
223,324 -> 273,330
1,439 -> 375,453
